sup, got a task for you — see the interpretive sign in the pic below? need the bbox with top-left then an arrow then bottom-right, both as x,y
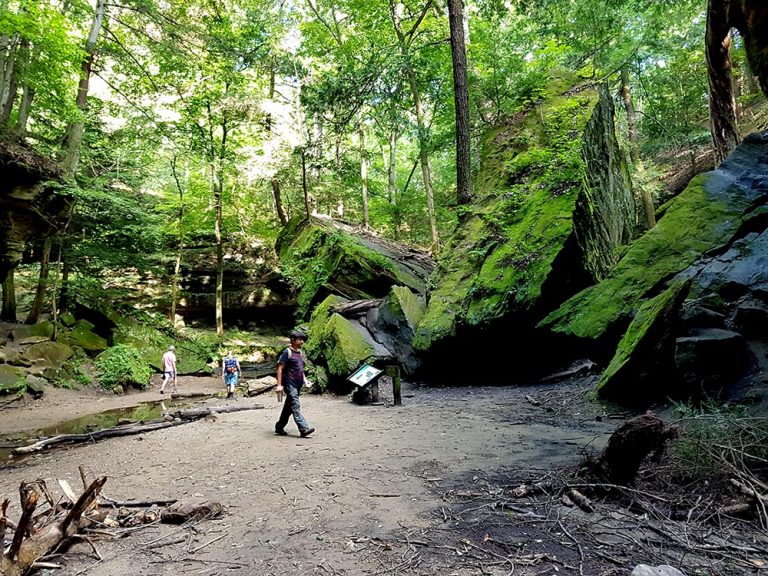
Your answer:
347,364 -> 383,387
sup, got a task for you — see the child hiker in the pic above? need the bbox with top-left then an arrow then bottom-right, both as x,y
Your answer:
222,351 -> 241,399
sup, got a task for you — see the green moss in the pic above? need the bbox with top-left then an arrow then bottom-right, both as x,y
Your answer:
390,286 -> 424,331
415,85 -> 598,351
67,320 -> 108,352
112,320 -> 211,375
317,313 -> 374,377
597,279 -> 690,397
280,219 -> 423,319
0,365 -> 26,395
11,321 -> 54,344
304,294 -> 346,361
95,344 -> 153,391
541,174 -> 747,339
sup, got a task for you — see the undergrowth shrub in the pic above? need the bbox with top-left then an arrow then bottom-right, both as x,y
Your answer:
670,400 -> 766,482
95,345 -> 152,392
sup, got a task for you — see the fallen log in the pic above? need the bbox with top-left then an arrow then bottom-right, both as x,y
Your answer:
170,391 -> 212,399
12,421 -> 179,455
12,405 -> 264,455
163,404 -> 263,420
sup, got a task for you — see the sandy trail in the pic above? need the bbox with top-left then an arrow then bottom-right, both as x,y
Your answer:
0,376 -> 612,575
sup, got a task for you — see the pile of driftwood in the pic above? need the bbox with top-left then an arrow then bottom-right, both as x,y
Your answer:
0,467 -> 222,576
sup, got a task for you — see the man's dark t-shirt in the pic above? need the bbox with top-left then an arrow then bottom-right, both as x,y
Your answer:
278,347 -> 305,388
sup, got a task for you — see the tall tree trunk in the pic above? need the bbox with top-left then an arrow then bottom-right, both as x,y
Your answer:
14,84 -> 33,138
0,40 -> 22,127
706,0 -> 739,165
58,260 -> 70,314
25,237 -> 51,324
619,66 -> 639,164
169,157 -> 187,326
61,0 -> 106,178
390,0 -> 439,251
619,66 -> 655,229
1,267 -> 16,322
272,178 -> 288,225
447,0 -> 472,205
388,129 -> 397,205
212,159 -> 224,337
301,148 -> 310,219
360,126 -> 369,228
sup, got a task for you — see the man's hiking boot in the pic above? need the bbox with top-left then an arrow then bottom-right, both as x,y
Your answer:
300,427 -> 315,438
274,428 -> 288,436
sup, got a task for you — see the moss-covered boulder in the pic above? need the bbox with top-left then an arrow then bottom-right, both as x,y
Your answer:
542,132 -> 768,344
10,321 -> 54,344
0,364 -> 26,395
367,286 -> 425,375
276,217 -> 433,319
317,314 -> 376,379
66,319 -> 108,352
414,79 -> 633,380
24,341 -> 75,367
597,279 -> 690,402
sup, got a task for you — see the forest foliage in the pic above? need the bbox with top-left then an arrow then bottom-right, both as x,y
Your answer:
0,0 -> 762,326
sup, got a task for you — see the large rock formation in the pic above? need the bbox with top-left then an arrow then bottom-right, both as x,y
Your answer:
413,79 -> 634,380
0,139 -> 69,283
276,216 -> 433,319
543,131 -> 768,402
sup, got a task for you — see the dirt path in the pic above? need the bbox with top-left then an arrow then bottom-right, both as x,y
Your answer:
0,377 -> 619,575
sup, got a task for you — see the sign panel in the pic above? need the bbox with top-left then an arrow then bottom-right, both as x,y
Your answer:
347,364 -> 383,387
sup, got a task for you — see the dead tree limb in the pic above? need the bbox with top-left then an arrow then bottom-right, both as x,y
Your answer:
0,477 -> 107,576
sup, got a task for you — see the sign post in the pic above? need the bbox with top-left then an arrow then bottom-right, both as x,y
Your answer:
386,365 -> 401,406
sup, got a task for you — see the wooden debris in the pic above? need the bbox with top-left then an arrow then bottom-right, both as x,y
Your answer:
592,412 -> 678,485
0,477 -> 106,576
160,501 -> 224,524
170,391 -> 211,399
567,488 -> 594,513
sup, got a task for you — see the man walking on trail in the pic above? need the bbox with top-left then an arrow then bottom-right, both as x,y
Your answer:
275,330 -> 314,438
222,350 -> 241,399
160,345 -> 177,394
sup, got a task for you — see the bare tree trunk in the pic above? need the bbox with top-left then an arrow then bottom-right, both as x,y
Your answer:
619,66 -> 655,229
388,129 -> 397,205
169,157 -> 187,326
301,148 -> 310,219
212,161 -> 224,337
61,0 -> 106,178
360,125 -> 369,228
390,0 -> 439,251
619,66 -> 639,164
58,260 -> 70,314
14,84 -> 33,138
447,0 -> 472,205
1,267 -> 16,322
25,237 -> 51,324
272,178 -> 288,225
706,0 -> 739,165
0,40 -> 21,127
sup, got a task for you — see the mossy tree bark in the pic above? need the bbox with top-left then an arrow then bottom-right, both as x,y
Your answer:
706,0 -> 739,165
